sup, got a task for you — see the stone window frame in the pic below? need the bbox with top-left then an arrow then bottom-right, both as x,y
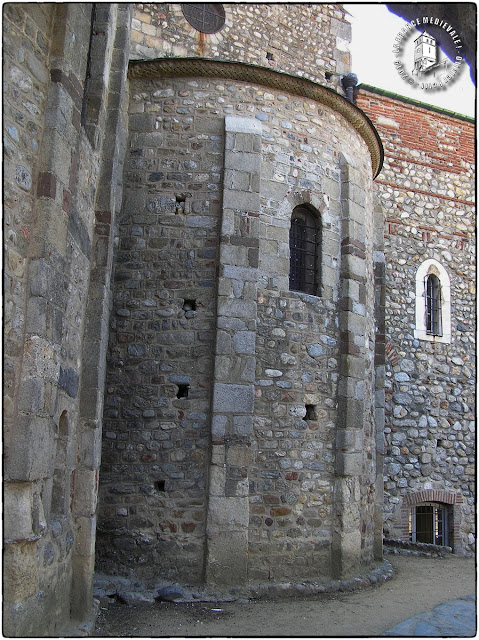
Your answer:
288,204 -> 321,296
414,258 -> 451,343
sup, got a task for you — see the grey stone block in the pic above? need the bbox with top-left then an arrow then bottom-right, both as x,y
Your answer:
59,367 -> 80,398
212,415 -> 227,437
233,415 -> 253,436
225,116 -> 262,135
186,216 -> 217,229
212,383 -> 254,414
3,483 -> 34,541
217,298 -> 256,320
340,354 -> 365,379
336,451 -> 363,477
17,377 -> 44,413
222,189 -> 260,212
225,151 -> 261,173
223,264 -> 257,283
207,495 -> 249,531
232,331 -> 256,355
4,415 -> 55,482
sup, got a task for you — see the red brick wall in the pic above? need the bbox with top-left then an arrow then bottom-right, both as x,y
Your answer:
357,89 -> 474,174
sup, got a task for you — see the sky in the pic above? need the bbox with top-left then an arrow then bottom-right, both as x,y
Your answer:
343,3 -> 475,117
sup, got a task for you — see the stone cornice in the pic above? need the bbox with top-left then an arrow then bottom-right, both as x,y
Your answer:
128,58 -> 384,179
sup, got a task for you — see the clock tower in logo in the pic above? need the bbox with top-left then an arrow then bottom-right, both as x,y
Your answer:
413,31 -> 437,74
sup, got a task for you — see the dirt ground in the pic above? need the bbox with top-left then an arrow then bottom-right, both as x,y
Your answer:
94,554 -> 476,637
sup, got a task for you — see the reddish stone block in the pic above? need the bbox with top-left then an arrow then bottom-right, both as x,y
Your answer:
62,189 -> 72,213
270,506 -> 291,517
285,472 -> 298,480
37,172 -> 57,199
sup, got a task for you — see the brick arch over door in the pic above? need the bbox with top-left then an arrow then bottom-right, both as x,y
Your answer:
397,489 -> 464,553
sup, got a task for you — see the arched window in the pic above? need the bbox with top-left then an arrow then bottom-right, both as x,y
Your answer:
289,205 -> 320,295
426,273 -> 442,335
414,259 -> 451,343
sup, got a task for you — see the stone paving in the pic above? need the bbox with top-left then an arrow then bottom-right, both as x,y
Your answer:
383,594 -> 476,637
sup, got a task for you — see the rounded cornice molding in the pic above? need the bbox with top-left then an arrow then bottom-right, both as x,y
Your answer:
128,58 -> 384,178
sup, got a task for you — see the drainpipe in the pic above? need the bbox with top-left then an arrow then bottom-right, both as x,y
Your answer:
342,73 -> 359,103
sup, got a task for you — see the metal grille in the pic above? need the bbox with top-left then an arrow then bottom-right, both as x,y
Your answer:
181,4 -> 225,34
410,504 -> 447,546
426,274 -> 442,335
289,214 -> 318,295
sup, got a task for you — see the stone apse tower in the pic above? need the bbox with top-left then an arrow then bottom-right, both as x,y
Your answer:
3,3 -> 384,635
96,3 -> 385,590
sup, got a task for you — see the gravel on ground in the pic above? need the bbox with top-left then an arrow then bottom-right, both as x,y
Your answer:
94,554 -> 475,637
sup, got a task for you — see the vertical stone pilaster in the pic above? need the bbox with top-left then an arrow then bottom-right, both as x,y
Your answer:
332,153 -> 368,578
71,4 -> 131,623
373,193 -> 385,560
206,117 -> 262,587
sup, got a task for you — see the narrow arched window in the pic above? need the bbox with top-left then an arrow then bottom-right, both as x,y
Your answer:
414,259 -> 451,344
289,206 -> 319,295
426,273 -> 442,336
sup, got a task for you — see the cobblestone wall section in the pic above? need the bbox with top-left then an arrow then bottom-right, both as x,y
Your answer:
97,75 -> 223,584
3,5 -> 99,634
252,99 -> 378,579
357,87 -> 475,554
3,7 -> 59,634
252,291 -> 339,580
130,3 -> 351,93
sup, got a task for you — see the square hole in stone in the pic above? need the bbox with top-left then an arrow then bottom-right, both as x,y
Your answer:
175,194 -> 186,214
155,480 -> 166,492
305,404 -> 317,420
176,384 -> 189,399
183,299 -> 196,312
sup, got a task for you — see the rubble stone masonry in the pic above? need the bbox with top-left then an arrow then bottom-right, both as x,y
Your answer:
357,86 -> 475,554
96,69 -> 383,585
129,3 -> 351,93
5,3 -> 474,637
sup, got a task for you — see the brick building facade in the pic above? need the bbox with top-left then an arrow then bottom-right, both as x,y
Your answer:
2,4 -> 475,636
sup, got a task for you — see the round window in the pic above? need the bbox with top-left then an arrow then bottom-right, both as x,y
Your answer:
181,3 -> 225,34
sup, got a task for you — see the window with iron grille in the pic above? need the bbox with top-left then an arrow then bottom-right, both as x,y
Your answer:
414,259 -> 451,343
409,503 -> 449,546
289,206 -> 319,295
426,273 -> 442,335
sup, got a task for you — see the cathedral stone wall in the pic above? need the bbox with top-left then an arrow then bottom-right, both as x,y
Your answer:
4,3 -> 474,637
96,66 -> 383,585
129,3 -> 351,92
357,86 -> 475,554
3,3 -> 131,635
